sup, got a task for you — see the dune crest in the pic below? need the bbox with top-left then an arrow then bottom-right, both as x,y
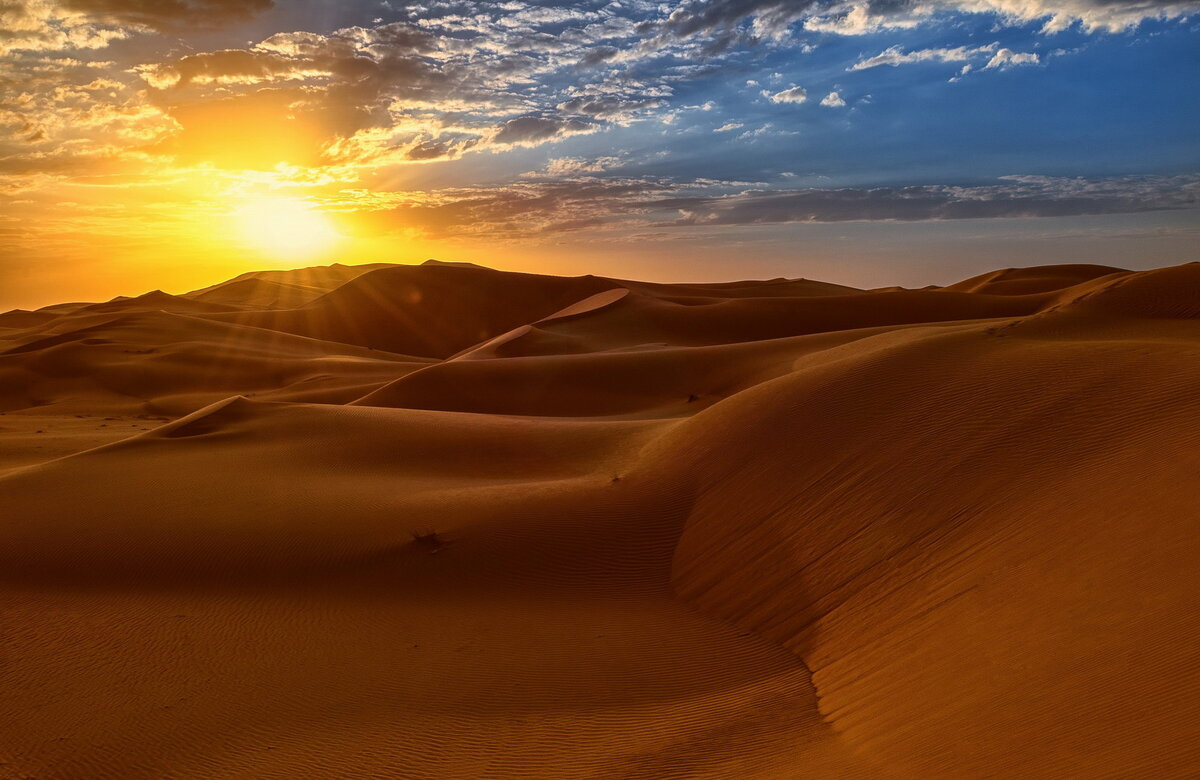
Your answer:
2,261 -> 1198,777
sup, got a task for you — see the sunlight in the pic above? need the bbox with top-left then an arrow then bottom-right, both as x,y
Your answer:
234,198 -> 340,260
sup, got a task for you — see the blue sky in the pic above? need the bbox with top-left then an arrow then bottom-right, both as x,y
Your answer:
414,11 -> 1200,188
0,0 -> 1197,305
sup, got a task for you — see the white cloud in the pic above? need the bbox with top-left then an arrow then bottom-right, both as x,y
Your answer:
735,123 -> 799,140
956,0 -> 1200,33
949,63 -> 975,82
983,48 -> 1041,69
850,43 -> 997,71
804,3 -> 929,35
851,42 -> 1037,77
522,156 -> 624,177
738,123 -> 774,139
820,91 -> 846,107
714,122 -> 744,132
766,86 -> 808,104
657,0 -> 1200,39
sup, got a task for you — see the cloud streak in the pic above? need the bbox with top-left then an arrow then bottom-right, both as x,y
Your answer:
851,43 -> 999,70
339,174 -> 1200,240
658,175 -> 1199,226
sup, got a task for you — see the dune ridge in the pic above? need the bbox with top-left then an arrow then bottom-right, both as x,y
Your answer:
2,260 -> 1198,778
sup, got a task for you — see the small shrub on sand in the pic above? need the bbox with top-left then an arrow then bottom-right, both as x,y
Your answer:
410,529 -> 445,553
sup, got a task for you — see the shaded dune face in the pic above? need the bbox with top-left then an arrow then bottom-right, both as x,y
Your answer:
213,265 -> 622,358
941,263 -> 1127,295
1,260 -> 1198,777
664,320 -> 1200,777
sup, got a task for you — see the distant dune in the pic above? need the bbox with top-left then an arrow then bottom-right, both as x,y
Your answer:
2,260 -> 1198,777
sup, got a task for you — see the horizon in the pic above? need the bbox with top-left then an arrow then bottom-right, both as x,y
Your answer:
3,255 -> 1182,313
1,0 -> 1198,311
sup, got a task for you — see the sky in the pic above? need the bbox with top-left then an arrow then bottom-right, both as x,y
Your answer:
1,0 -> 1198,309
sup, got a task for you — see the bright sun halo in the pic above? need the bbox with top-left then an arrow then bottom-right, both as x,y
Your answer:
235,198 -> 339,259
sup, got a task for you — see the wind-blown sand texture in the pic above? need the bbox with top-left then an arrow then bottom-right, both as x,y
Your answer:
2,260 -> 1198,778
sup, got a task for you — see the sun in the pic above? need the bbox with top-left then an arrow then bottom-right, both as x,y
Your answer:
234,198 -> 340,259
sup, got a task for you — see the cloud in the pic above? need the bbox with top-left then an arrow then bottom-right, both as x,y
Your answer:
714,122 -> 745,131
850,43 -> 997,70
342,177 -> 674,239
557,157 -> 621,174
577,45 -> 620,67
334,173 -> 1200,241
137,49 -> 331,88
62,0 -> 273,30
820,91 -> 846,107
0,0 -> 273,56
489,115 -> 598,147
0,1 -> 131,55
556,95 -> 668,122
850,42 -> 1040,78
652,175 -> 1200,226
403,138 -> 477,161
0,54 -> 178,181
970,0 -> 1200,32
804,3 -> 929,34
766,85 -> 808,104
113,8 -> 691,174
652,0 -> 1200,37
521,157 -> 625,177
132,18 -> 612,170
983,48 -> 1040,69
656,0 -> 818,39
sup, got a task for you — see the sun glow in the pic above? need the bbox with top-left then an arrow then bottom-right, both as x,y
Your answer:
234,198 -> 340,259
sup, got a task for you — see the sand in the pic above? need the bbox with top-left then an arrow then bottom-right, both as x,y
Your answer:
1,260 -> 1198,778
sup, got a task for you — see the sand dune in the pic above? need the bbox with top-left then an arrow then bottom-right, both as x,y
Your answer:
2,260 -> 1198,778
189,278 -> 329,309
214,263 -> 621,358
183,261 -> 394,298
941,262 -> 1126,295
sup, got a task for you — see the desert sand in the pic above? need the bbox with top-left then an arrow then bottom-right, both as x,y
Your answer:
1,260 -> 1198,778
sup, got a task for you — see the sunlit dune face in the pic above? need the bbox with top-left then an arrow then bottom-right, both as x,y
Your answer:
234,198 -> 340,260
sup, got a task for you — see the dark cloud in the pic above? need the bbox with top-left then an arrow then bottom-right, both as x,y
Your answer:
404,138 -> 478,160
345,177 -> 673,238
659,0 -> 816,38
577,45 -> 619,67
144,49 -> 313,87
556,95 -> 668,120
360,21 -> 441,53
491,115 -> 597,146
63,0 -> 273,29
145,35 -> 421,89
651,176 -> 1200,225
344,174 -> 1200,240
